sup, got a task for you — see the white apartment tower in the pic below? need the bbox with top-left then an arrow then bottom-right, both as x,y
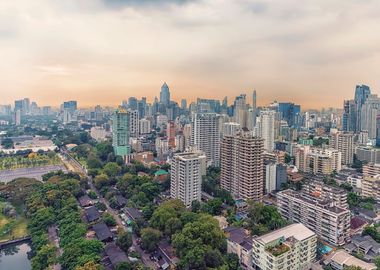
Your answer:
191,113 -> 220,167
330,131 -> 355,165
170,152 -> 206,207
258,110 -> 275,152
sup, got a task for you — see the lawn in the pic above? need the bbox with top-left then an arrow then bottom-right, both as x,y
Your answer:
0,153 -> 61,171
0,212 -> 28,242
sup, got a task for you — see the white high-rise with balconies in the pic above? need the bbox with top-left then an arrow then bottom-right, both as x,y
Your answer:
191,112 -> 220,167
170,152 -> 206,207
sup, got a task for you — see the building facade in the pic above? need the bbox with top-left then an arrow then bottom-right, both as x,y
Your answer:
170,152 -> 206,207
221,133 -> 264,201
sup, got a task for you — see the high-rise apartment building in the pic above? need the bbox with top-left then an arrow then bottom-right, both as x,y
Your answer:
139,118 -> 151,135
252,224 -> 317,270
220,133 -> 264,201
191,113 -> 220,167
330,131 -> 355,165
170,152 -> 206,207
258,110 -> 275,152
112,108 -> 130,157
277,189 -> 351,246
128,110 -> 139,138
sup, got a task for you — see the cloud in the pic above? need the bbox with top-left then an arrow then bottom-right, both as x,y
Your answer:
0,0 -> 379,108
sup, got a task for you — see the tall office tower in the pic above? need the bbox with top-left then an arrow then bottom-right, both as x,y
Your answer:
343,100 -> 357,132
181,99 -> 187,110
277,189 -> 351,246
128,97 -> 138,110
139,118 -> 151,135
167,121 -> 176,148
13,110 -> 21,126
221,96 -> 228,112
252,224 -> 317,270
160,82 -> 171,106
63,100 -> 78,112
22,98 -> 30,115
233,94 -> 248,128
360,94 -> 380,139
197,98 -> 221,113
220,133 -> 264,201
191,113 -> 220,167
170,152 -> 206,207
137,97 -> 146,119
278,102 -> 301,127
355,84 -> 371,131
128,110 -> 139,138
330,131 -> 355,165
252,90 -> 257,112
112,107 -> 130,157
14,100 -> 23,112
258,110 -> 275,152
222,122 -> 241,137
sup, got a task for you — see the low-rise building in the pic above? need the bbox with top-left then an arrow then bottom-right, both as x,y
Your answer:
225,227 -> 253,269
344,235 -> 380,262
252,223 -> 317,270
324,250 -> 376,270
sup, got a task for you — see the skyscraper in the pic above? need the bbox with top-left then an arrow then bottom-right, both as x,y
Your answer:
170,152 -> 206,207
191,112 -> 220,167
181,99 -> 187,110
233,94 -> 248,128
112,107 -> 130,157
278,102 -> 301,127
258,110 -> 275,152
220,132 -> 264,201
342,100 -> 357,132
360,94 -> 380,139
355,84 -> 371,131
160,82 -> 171,106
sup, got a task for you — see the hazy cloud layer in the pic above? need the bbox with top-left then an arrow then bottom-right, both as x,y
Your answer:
0,0 -> 379,108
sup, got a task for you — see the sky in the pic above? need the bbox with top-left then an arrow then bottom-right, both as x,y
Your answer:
0,0 -> 380,109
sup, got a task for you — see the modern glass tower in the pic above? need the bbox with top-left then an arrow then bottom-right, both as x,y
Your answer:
160,82 -> 171,106
112,107 -> 130,157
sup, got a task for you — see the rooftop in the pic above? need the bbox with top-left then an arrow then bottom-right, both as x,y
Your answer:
255,223 -> 315,245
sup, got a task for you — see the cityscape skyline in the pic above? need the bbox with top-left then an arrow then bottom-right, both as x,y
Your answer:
1,0 -> 380,108
1,82 -> 377,110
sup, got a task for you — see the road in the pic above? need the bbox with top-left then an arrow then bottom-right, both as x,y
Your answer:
61,150 -> 157,269
0,165 -> 67,183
